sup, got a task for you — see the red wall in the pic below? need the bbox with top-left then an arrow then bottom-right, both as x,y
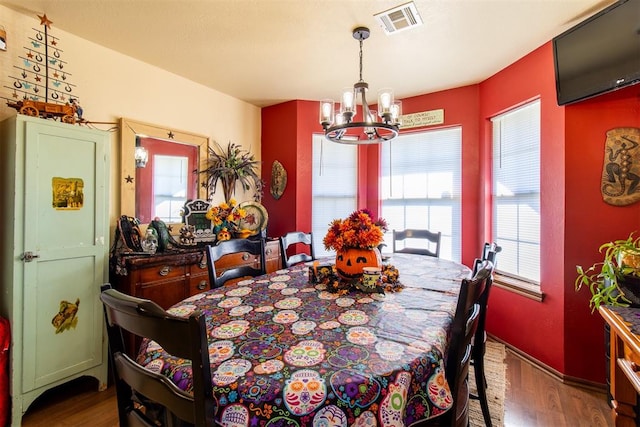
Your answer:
482,42 -> 640,383
480,42 -> 568,376
563,85 -> 640,382
261,101 -> 321,239
261,42 -> 640,383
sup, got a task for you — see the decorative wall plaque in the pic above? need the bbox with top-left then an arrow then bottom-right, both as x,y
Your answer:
270,160 -> 287,200
400,109 -> 445,129
601,127 -> 640,206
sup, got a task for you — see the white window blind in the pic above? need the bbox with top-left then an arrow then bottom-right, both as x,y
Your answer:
153,154 -> 188,223
381,127 -> 462,261
312,135 -> 358,256
491,100 -> 540,283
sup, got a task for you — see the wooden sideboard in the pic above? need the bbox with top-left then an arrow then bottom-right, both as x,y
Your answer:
111,238 -> 281,310
599,306 -> 640,426
111,238 -> 281,354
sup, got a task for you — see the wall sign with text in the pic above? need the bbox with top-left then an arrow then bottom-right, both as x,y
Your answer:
400,109 -> 445,129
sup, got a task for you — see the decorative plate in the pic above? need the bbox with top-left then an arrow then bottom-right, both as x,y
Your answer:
238,202 -> 268,235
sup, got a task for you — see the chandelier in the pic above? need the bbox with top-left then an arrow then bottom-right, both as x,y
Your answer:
319,27 -> 402,145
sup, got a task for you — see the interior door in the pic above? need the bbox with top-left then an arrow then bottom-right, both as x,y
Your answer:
19,120 -> 109,391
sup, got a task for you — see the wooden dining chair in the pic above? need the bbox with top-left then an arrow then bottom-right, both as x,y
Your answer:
420,260 -> 493,427
100,284 -> 216,427
205,238 -> 266,288
279,231 -> 315,267
392,229 -> 442,258
470,242 -> 501,427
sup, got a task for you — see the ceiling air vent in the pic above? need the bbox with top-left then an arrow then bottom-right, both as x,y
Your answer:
374,1 -> 423,35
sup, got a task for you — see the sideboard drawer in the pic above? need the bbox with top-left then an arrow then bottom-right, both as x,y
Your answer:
189,273 -> 210,295
265,239 -> 282,272
137,263 -> 188,283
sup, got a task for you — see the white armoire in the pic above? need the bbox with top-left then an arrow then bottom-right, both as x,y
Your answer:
0,114 -> 110,426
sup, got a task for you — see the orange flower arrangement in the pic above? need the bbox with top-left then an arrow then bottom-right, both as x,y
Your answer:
323,209 -> 388,252
205,199 -> 246,235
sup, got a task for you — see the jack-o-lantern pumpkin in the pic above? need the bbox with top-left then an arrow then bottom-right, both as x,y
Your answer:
217,228 -> 232,242
335,247 -> 382,280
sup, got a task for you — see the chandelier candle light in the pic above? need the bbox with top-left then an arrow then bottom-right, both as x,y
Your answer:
319,27 -> 402,144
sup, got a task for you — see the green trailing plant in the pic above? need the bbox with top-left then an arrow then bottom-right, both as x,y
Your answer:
575,232 -> 640,312
200,141 -> 264,202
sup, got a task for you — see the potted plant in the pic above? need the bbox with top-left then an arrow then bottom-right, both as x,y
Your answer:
200,141 -> 264,202
575,232 -> 640,312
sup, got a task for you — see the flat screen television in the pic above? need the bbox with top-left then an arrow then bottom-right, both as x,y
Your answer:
552,0 -> 640,106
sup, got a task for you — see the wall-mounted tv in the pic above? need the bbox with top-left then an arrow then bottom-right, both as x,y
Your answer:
552,0 -> 640,106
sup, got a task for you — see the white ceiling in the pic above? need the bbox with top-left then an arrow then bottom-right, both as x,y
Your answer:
0,0 -> 613,108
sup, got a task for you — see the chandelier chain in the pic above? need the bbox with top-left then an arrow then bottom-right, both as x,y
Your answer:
358,39 -> 364,83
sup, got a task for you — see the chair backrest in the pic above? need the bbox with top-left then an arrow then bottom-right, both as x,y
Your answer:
472,241 -> 502,276
100,284 -> 215,427
279,231 -> 315,267
471,242 -> 501,369
392,229 -> 442,258
444,260 -> 493,427
205,238 -> 266,288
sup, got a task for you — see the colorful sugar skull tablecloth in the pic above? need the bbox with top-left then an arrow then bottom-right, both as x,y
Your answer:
136,253 -> 471,426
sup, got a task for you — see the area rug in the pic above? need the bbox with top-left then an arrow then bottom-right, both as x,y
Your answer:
469,340 -> 507,427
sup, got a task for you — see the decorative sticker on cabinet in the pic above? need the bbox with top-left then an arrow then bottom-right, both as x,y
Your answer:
52,177 -> 84,209
51,298 -> 79,334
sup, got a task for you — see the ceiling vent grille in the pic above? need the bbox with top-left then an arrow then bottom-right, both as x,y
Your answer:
374,1 -> 423,35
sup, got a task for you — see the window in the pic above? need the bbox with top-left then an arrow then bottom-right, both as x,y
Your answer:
135,136 -> 199,224
153,154 -> 189,223
381,127 -> 462,261
312,134 -> 358,256
491,100 -> 540,283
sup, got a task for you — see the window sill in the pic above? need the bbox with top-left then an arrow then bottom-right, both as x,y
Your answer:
493,273 -> 544,302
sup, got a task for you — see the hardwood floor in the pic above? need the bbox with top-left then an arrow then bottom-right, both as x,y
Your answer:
503,350 -> 613,427
21,349 -> 615,427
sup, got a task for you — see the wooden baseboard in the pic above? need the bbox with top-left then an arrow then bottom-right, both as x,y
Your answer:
488,334 -> 608,394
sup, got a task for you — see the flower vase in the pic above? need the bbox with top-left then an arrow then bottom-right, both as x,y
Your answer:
335,247 -> 382,280
235,229 -> 252,239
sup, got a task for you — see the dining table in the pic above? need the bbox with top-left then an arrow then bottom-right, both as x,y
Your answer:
136,253 -> 471,426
